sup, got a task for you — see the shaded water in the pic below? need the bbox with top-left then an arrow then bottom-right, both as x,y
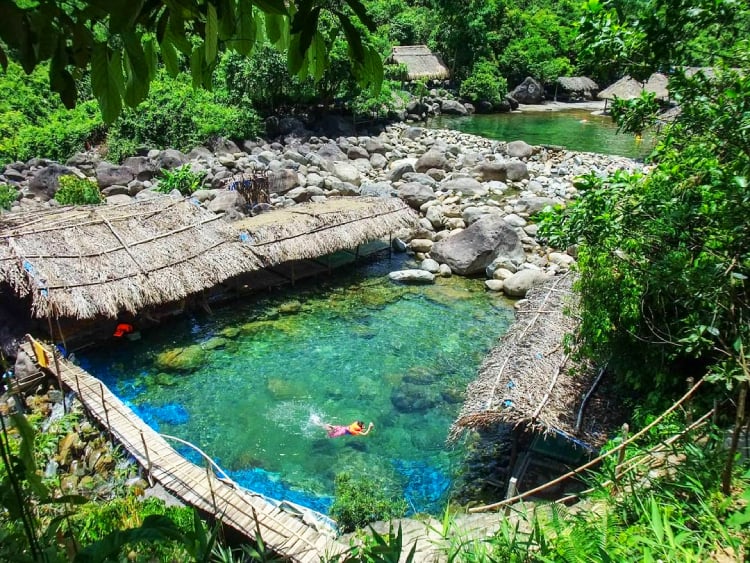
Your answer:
79,253 -> 514,515
428,109 -> 655,158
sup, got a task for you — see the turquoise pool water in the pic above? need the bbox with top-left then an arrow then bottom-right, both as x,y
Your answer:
79,253 -> 514,515
428,109 -> 655,159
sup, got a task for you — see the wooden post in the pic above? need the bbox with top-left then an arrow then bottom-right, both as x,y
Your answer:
99,382 -> 113,444
685,377 -> 694,425
388,233 -> 393,258
504,477 -> 518,517
140,431 -> 154,486
614,423 -> 629,484
206,463 -> 219,516
46,314 -> 67,414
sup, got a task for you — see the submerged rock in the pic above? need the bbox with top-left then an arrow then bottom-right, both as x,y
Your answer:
154,345 -> 206,372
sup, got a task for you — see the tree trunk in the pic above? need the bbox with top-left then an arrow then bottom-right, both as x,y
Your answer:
722,381 -> 748,495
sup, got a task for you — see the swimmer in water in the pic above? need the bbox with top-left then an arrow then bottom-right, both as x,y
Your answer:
320,420 -> 374,438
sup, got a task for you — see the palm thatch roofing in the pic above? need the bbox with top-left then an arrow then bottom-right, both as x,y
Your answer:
0,195 -> 418,320
449,273 -> 617,448
598,73 -> 669,101
388,45 -> 450,80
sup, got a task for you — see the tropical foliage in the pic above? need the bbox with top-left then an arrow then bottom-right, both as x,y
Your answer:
54,175 -> 103,206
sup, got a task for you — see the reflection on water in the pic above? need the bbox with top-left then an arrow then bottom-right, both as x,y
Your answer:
79,253 -> 514,515
428,109 -> 655,159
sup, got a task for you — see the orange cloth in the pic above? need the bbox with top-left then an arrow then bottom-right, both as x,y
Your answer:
113,323 -> 134,337
348,422 -> 364,435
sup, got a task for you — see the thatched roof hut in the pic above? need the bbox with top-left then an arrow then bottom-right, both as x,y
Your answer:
388,45 -> 450,80
0,195 -> 418,321
598,72 -> 669,101
449,273 -> 618,449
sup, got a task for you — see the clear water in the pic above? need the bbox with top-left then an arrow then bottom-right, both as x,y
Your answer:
428,109 -> 655,159
78,253 -> 514,515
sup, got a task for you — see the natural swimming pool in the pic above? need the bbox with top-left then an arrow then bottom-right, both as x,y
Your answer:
78,252 -> 515,515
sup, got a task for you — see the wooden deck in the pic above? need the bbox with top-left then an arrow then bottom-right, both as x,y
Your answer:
23,341 -> 347,562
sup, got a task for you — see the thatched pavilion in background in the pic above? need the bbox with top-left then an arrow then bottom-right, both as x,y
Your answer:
598,72 -> 670,111
449,273 -> 622,495
387,45 -> 450,81
0,194 -> 418,350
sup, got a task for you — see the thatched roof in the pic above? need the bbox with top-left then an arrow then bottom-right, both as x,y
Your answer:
598,73 -> 669,101
449,273 -> 617,448
0,195 -> 418,320
388,45 -> 450,80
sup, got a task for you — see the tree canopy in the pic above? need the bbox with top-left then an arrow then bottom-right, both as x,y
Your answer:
0,0 -> 383,122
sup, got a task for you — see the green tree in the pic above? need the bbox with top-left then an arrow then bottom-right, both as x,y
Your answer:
540,0 -> 750,441
0,0 -> 383,122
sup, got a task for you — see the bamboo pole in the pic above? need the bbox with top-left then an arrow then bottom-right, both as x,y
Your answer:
46,314 -> 66,414
614,423 -> 629,484
469,377 -> 705,512
99,382 -> 113,444
140,431 -> 154,486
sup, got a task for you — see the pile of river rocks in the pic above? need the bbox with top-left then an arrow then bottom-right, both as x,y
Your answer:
0,122 -> 644,299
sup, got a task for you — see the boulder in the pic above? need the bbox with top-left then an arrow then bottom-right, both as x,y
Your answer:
388,270 -> 436,284
331,162 -> 361,186
506,161 -> 529,181
415,150 -> 449,173
96,162 -> 135,188
440,177 -> 487,197
510,76 -> 544,104
503,270 -> 550,298
360,182 -> 396,198
429,214 -> 525,276
397,182 -> 435,210
475,162 -> 507,182
155,149 -> 188,170
507,141 -> 534,159
155,345 -> 206,372
553,77 -> 599,102
441,100 -> 469,116
27,164 -> 72,199
122,156 -> 159,181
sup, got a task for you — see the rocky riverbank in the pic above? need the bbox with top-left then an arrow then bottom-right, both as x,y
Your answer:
0,122 -> 643,300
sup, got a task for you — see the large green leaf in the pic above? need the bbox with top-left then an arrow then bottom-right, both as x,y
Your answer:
106,0 -> 146,34
50,38 -> 77,108
160,36 -> 180,77
287,33 -> 304,76
190,44 -> 204,89
91,44 -> 124,123
226,0 -> 256,56
264,12 -> 287,48
252,0 -> 287,15
205,2 -> 218,63
307,31 -> 327,82
338,13 -> 364,65
344,0 -> 376,31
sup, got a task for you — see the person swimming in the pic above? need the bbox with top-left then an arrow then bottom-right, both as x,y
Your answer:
321,420 -> 374,438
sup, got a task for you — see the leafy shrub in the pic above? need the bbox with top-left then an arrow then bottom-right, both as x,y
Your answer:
54,175 -> 102,205
330,472 -> 407,533
459,60 -> 508,106
106,71 -> 262,163
155,165 -> 205,196
0,184 -> 19,210
0,62 -> 104,165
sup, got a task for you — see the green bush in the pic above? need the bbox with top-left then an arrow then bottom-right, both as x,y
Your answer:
155,165 -> 205,196
0,62 -> 104,165
54,175 -> 103,205
459,60 -> 508,106
0,184 -> 19,210
330,472 -> 407,533
106,71 -> 262,163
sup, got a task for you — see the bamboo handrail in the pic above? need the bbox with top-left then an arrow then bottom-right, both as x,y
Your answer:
469,376 -> 705,512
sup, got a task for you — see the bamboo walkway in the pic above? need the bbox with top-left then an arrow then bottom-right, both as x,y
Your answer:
23,340 -> 347,562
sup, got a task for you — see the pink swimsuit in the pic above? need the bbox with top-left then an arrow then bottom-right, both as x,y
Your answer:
327,425 -> 349,438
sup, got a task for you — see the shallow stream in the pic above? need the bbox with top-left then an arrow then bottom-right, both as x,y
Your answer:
79,253 -> 514,515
